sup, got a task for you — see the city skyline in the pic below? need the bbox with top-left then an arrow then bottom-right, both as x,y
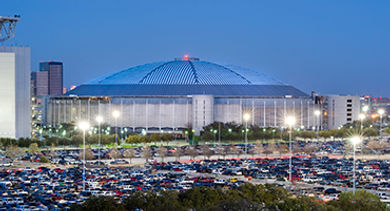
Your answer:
1,0 -> 389,96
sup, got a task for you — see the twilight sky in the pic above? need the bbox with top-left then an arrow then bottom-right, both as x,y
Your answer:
1,0 -> 389,96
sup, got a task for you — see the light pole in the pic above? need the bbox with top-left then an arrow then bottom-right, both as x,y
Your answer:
243,113 -> 250,154
351,136 -> 361,198
362,105 -> 369,113
378,109 -> 385,141
78,121 -> 90,191
96,116 -> 103,165
314,110 -> 321,142
112,110 -> 120,145
218,122 -> 221,144
285,116 -> 296,183
359,113 -> 365,133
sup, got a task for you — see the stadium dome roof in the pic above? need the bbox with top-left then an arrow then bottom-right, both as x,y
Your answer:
66,57 -> 308,97
86,58 -> 284,86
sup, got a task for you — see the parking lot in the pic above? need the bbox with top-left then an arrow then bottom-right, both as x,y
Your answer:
1,140 -> 390,209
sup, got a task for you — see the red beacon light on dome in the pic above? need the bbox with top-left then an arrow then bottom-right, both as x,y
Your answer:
184,54 -> 189,60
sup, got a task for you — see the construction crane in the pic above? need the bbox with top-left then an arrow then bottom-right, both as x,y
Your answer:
0,15 -> 20,42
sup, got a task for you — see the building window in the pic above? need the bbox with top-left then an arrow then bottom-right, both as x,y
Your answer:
347,99 -> 352,103
347,118 -> 352,121
347,104 -> 352,107
347,109 -> 352,112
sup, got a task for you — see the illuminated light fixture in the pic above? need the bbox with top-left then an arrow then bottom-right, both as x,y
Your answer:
362,105 -> 369,112
350,136 -> 361,145
359,113 -> 366,120
243,113 -> 250,122
112,110 -> 120,118
96,116 -> 103,123
78,121 -> 90,131
285,116 -> 296,127
184,54 -> 189,60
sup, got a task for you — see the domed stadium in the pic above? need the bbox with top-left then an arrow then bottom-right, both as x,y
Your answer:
47,56 -> 317,135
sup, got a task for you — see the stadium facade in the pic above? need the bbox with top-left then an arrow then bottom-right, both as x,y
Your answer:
45,57 -> 319,135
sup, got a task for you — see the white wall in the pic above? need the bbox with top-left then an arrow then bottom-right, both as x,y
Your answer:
0,53 -> 16,138
326,95 -> 360,129
0,46 -> 31,138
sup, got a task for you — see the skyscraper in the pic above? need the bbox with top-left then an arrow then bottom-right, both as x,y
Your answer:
39,61 -> 63,95
0,46 -> 31,138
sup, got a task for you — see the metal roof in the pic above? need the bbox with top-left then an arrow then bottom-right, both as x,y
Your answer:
65,84 -> 308,97
86,60 -> 285,86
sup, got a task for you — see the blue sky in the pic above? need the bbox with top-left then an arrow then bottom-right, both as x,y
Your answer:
1,0 -> 389,96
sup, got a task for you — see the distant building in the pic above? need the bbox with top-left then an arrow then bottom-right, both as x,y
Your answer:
323,95 -> 361,129
0,46 -> 31,138
45,57 -> 318,135
31,71 -> 49,96
31,61 -> 63,97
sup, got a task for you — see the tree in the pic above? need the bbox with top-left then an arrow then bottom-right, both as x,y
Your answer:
126,134 -> 141,145
202,145 -> 214,160
187,146 -> 198,160
123,148 -> 135,164
343,141 -> 353,158
365,140 -> 380,154
29,143 -> 40,155
85,148 -> 95,160
140,136 -> 150,146
302,144 -> 316,155
157,147 -> 167,162
123,191 -> 183,211
172,147 -> 182,161
40,156 -> 50,163
292,144 -> 302,154
149,133 -> 160,145
383,127 -> 390,135
161,134 -> 173,146
142,147 -> 153,162
248,145 -> 257,157
5,145 -> 24,161
364,127 -> 379,137
201,131 -> 215,142
264,142 -> 276,157
79,148 -> 95,160
255,142 -> 264,155
70,196 -> 125,211
229,145 -> 241,158
109,148 -> 122,160
328,190 -> 386,211
279,144 -> 289,157
49,143 -> 57,158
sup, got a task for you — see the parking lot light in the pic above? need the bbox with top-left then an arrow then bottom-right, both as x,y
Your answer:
378,109 -> 385,141
78,121 -> 90,191
359,113 -> 365,132
350,136 -> 361,198
362,105 -> 369,113
243,113 -> 250,154
112,110 -> 120,143
285,116 -> 296,184
96,116 -> 104,165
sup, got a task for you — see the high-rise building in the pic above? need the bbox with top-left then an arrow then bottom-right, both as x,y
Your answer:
0,46 -> 31,138
40,61 -> 63,95
32,61 -> 63,96
31,71 -> 48,96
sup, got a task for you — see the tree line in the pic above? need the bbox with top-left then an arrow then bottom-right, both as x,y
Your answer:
199,122 -> 388,142
70,184 -> 387,211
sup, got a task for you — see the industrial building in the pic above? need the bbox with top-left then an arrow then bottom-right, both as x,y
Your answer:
45,56 -> 322,134
323,95 -> 361,129
0,46 -> 31,138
